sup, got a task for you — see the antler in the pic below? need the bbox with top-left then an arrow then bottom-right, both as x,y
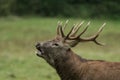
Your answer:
56,20 -> 106,47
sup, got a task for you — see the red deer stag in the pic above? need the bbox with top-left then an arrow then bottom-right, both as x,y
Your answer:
35,21 -> 120,80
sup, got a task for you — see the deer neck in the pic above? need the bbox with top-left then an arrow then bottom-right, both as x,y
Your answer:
54,50 -> 87,80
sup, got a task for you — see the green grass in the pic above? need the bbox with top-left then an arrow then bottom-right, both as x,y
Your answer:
0,17 -> 120,80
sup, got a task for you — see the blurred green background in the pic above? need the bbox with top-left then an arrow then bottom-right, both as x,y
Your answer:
0,0 -> 120,19
0,0 -> 120,80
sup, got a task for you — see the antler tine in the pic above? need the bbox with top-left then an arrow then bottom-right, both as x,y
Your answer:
64,24 -> 76,40
70,21 -> 84,37
57,21 -> 61,36
90,23 -> 106,45
69,23 -> 79,37
75,21 -> 84,30
93,23 -> 106,38
79,23 -> 106,45
77,21 -> 90,37
59,22 -> 65,37
63,20 -> 69,30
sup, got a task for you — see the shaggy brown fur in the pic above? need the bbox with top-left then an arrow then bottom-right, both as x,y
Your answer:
54,50 -> 120,80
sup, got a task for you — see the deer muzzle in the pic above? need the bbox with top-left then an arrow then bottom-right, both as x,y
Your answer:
35,43 -> 44,57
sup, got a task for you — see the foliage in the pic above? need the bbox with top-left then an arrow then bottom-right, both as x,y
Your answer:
0,0 -> 120,18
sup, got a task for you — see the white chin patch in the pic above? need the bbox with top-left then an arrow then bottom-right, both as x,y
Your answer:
36,50 -> 42,55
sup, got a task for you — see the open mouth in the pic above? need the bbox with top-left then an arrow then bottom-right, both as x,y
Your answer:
35,43 -> 44,57
36,48 -> 44,57
36,50 -> 42,57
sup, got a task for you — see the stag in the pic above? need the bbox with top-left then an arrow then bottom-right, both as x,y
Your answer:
35,21 -> 120,80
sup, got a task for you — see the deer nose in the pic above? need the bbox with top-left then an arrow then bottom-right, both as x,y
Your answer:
35,42 -> 41,49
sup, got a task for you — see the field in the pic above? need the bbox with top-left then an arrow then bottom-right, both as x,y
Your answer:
0,17 -> 120,80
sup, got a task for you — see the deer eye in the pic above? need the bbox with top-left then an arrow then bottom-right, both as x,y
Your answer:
52,43 -> 59,46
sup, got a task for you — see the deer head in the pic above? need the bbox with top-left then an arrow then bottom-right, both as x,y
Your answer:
35,20 -> 106,67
